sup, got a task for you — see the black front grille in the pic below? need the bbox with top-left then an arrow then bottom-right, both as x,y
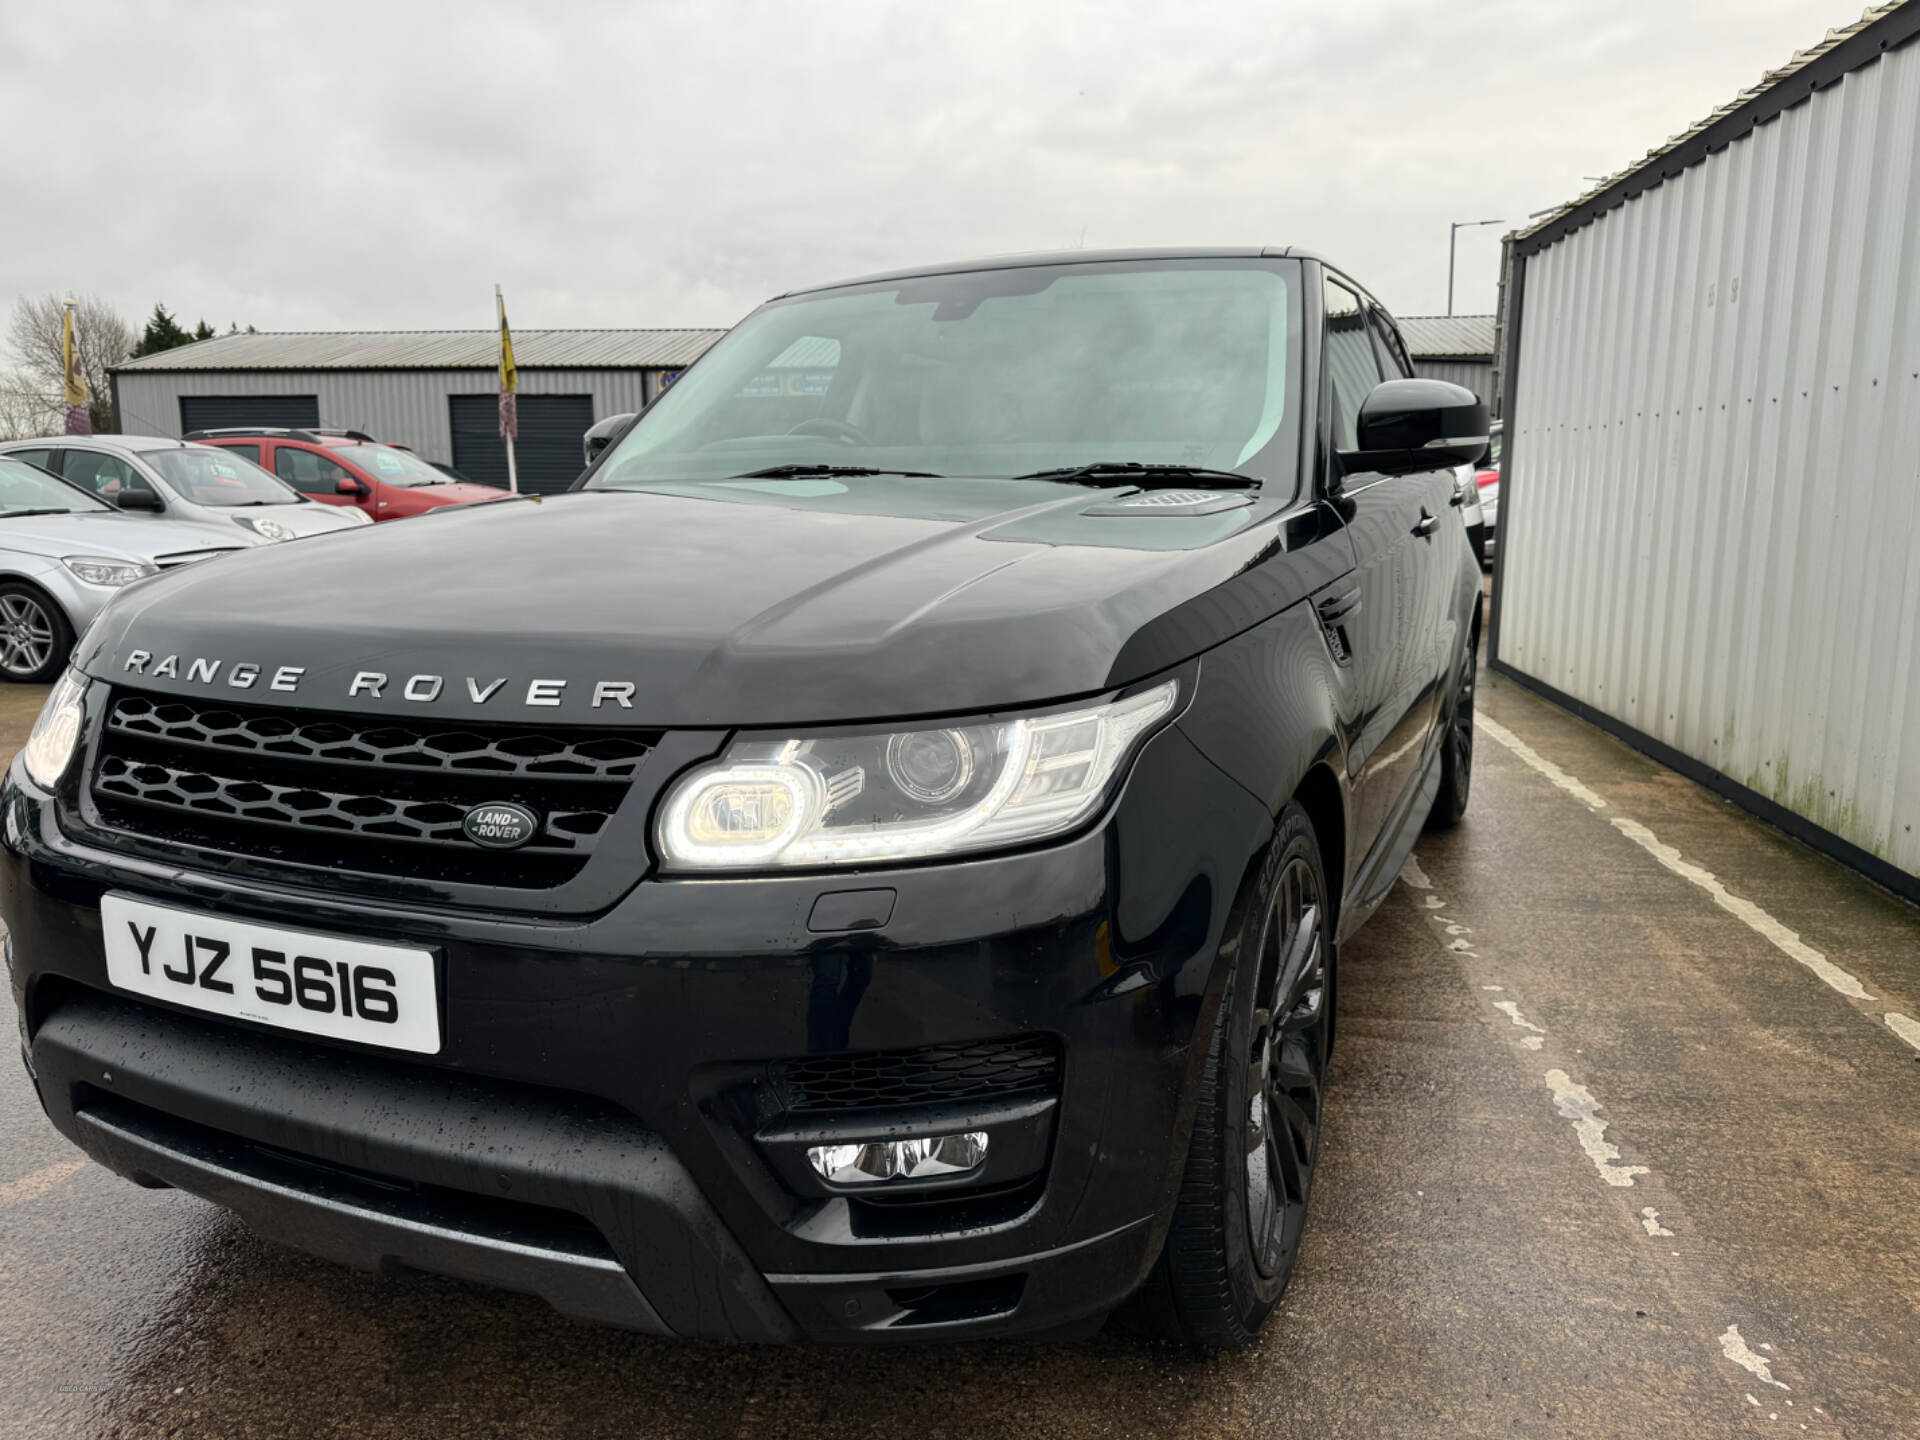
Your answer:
769,1034 -> 1061,1114
88,689 -> 660,889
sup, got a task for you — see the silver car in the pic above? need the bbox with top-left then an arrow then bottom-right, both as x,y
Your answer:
0,435 -> 371,543
0,454 -> 259,682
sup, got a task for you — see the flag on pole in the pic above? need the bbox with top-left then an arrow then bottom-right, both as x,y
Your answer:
62,302 -> 91,435
496,285 -> 520,493
496,286 -> 518,443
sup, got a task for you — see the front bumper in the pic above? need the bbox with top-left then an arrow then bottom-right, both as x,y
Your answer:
2,710 -> 1270,1343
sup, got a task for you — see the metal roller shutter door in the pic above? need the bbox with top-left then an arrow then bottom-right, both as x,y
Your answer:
448,394 -> 595,495
179,395 -> 321,433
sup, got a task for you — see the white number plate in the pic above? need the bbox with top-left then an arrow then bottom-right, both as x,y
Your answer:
101,894 -> 441,1055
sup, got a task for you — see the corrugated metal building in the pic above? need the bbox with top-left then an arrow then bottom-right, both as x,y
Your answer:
111,329 -> 725,493
1399,314 -> 1496,408
1490,1 -> 1920,899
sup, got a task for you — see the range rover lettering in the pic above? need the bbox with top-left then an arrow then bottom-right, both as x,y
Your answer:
3,249 -> 1484,1346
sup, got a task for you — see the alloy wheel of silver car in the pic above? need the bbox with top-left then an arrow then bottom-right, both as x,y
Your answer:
0,592 -> 57,679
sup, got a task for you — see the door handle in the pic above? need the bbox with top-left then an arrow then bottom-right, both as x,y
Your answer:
1412,508 -> 1438,538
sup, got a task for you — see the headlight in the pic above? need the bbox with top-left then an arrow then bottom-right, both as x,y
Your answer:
22,668 -> 86,790
656,680 -> 1179,871
240,516 -> 295,541
62,555 -> 156,587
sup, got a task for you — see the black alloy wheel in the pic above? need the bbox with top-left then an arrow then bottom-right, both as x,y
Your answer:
1243,848 -> 1329,1281
0,583 -> 73,684
1426,620 -> 1477,830
1127,802 -> 1333,1347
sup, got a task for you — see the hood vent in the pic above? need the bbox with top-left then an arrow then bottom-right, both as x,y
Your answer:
1082,490 -> 1256,518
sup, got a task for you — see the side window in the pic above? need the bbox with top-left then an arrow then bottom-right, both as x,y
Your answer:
1367,308 -> 1414,379
220,442 -> 262,465
60,449 -> 144,501
275,446 -> 356,496
1322,277 -> 1381,453
9,448 -> 56,473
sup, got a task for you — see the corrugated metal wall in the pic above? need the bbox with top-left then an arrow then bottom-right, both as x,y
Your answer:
114,369 -> 659,464
1411,359 -> 1494,405
1496,33 -> 1920,880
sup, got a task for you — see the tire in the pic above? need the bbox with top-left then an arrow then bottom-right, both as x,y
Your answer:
1127,802 -> 1335,1347
1425,613 -> 1477,831
0,582 -> 74,684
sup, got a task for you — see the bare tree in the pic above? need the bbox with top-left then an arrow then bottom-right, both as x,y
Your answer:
0,372 -> 62,440
5,294 -> 135,433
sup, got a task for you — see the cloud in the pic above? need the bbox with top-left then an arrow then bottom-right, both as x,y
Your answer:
0,0 -> 1868,333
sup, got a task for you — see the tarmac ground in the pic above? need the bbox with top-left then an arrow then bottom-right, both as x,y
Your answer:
1,654 -> 1916,1439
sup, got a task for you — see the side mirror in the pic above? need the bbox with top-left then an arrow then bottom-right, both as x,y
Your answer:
1348,379 -> 1489,474
583,412 -> 638,466
337,477 -> 371,497
116,488 -> 164,512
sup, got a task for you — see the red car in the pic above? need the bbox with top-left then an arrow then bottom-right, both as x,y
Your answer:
187,428 -> 504,521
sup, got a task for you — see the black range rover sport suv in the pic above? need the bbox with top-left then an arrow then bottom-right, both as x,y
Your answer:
3,249 -> 1484,1347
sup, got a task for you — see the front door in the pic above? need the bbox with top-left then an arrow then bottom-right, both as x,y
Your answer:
270,443 -> 374,517
1320,275 -> 1450,886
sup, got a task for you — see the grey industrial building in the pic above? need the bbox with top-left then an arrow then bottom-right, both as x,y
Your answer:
1400,314 -> 1496,408
111,328 -> 726,493
1491,0 -> 1920,899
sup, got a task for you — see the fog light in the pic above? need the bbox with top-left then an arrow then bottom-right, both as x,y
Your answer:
807,1131 -> 988,1186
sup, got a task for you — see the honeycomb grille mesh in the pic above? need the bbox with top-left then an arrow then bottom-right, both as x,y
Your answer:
769,1034 -> 1061,1113
106,692 -> 653,778
87,688 -> 657,888
94,753 -> 608,850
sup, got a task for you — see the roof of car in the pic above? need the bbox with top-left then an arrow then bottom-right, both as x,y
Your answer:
196,430 -> 360,447
774,246 -> 1328,298
0,433 -> 192,454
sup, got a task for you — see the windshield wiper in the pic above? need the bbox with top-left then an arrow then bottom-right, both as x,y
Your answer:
730,464 -> 943,480
1009,462 -> 1262,489
0,508 -> 76,519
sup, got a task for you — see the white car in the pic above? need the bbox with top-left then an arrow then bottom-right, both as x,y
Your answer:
0,454 -> 257,681
0,435 -> 372,543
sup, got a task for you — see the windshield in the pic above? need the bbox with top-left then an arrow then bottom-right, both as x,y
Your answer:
0,456 -> 110,514
149,447 -> 304,506
589,258 -> 1301,494
335,444 -> 457,488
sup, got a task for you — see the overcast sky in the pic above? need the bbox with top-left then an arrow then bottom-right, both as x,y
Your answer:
0,0 -> 1870,337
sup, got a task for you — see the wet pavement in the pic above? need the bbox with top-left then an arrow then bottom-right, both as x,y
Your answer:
2,665 -> 1917,1439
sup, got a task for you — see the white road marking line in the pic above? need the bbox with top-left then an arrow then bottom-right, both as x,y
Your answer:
1721,1325 -> 1789,1389
1886,1013 -> 1920,1053
0,1160 -> 87,1208
1485,711 -> 1920,1062
1478,715 -> 1607,809
1608,817 -> 1874,1002
1399,855 -> 1432,889
1640,1206 -> 1675,1236
1544,1069 -> 1648,1187
1493,1000 -> 1545,1034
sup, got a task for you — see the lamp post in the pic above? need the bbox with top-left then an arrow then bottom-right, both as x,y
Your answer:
1448,219 -> 1504,316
